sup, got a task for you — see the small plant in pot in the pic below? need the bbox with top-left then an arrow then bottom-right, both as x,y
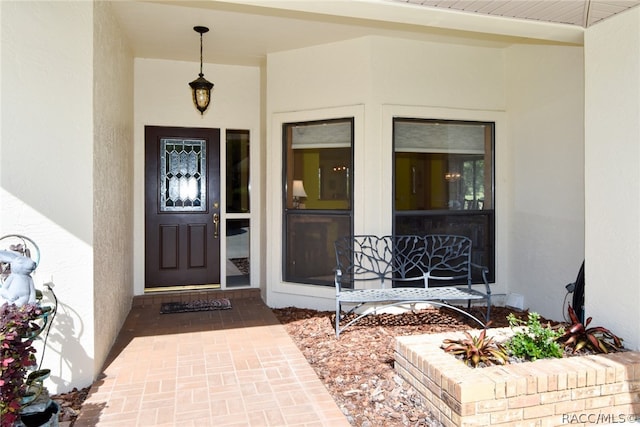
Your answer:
0,300 -> 57,427
0,303 -> 43,427
0,234 -> 58,427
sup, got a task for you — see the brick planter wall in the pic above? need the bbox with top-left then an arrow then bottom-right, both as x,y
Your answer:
395,329 -> 640,426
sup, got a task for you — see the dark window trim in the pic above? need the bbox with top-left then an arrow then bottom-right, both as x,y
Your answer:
282,117 -> 355,286
392,117 -> 496,283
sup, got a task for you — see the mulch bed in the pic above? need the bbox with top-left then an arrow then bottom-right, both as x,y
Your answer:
272,305 -> 530,427
51,387 -> 89,425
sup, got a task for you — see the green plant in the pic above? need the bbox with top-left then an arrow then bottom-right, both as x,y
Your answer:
557,305 -> 623,354
506,312 -> 563,361
442,328 -> 509,368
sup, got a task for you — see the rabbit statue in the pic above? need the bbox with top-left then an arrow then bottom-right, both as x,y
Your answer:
0,249 -> 37,306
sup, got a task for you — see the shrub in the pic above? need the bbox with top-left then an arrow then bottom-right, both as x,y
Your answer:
557,305 -> 623,354
506,312 -> 563,361
442,328 -> 509,368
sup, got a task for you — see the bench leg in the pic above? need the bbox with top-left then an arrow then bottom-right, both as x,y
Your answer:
336,299 -> 341,338
486,295 -> 492,323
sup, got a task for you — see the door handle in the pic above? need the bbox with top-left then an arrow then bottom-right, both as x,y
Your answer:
213,213 -> 219,239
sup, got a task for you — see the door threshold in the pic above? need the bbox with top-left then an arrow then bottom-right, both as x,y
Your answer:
144,284 -> 221,293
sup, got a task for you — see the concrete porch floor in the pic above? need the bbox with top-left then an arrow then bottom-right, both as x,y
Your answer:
74,289 -> 349,426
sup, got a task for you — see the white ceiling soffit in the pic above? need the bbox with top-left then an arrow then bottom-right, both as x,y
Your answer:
210,0 -> 587,44
111,1 -> 640,68
388,0 -> 640,28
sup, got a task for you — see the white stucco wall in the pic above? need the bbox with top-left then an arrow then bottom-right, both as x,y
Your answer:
132,58 -> 261,295
265,36 -> 510,310
370,36 -> 506,111
585,8 -> 640,350
93,1 -> 134,377
0,1 -> 95,393
505,44 -> 585,322
266,38 -> 378,310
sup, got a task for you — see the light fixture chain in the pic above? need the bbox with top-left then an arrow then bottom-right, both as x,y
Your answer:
199,32 -> 204,76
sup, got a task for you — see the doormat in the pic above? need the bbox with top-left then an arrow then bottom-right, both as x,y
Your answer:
160,298 -> 232,314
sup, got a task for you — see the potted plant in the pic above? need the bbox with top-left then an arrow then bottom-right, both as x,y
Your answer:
0,235 -> 58,427
0,301 -> 58,427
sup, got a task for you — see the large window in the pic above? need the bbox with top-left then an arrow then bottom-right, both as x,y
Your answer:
393,118 -> 495,282
283,118 -> 353,285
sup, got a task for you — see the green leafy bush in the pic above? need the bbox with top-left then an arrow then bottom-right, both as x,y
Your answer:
506,312 -> 563,361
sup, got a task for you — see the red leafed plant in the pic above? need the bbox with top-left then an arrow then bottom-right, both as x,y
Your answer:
0,303 -> 43,427
557,305 -> 623,354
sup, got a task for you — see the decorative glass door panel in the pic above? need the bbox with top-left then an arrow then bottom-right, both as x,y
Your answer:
160,139 -> 206,212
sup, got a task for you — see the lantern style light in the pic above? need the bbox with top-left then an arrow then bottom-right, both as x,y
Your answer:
189,26 -> 214,115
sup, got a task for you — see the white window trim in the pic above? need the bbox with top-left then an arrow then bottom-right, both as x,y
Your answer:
266,105 -> 365,309
382,104 -> 507,293
265,104 -> 507,309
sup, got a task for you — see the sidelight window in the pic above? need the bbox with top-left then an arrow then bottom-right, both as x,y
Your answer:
226,129 -> 251,287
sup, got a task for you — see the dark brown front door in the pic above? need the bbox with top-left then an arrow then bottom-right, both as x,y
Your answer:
145,126 -> 221,289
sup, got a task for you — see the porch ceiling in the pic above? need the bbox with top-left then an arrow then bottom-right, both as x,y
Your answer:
388,0 -> 640,28
111,0 -> 640,67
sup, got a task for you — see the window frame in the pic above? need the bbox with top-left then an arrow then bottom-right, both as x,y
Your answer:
281,117 -> 355,286
392,117 -> 496,283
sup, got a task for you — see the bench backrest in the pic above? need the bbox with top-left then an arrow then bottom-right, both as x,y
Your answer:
334,234 -> 472,289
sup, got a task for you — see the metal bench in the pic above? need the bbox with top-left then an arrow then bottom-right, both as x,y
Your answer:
334,234 -> 492,337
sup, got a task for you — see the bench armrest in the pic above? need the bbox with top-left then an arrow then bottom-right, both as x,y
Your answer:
471,262 -> 492,295
334,268 -> 343,294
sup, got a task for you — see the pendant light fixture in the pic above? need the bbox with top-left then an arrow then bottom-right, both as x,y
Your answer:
189,26 -> 214,115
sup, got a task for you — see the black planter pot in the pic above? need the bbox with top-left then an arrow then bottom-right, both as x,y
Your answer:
16,401 -> 59,427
